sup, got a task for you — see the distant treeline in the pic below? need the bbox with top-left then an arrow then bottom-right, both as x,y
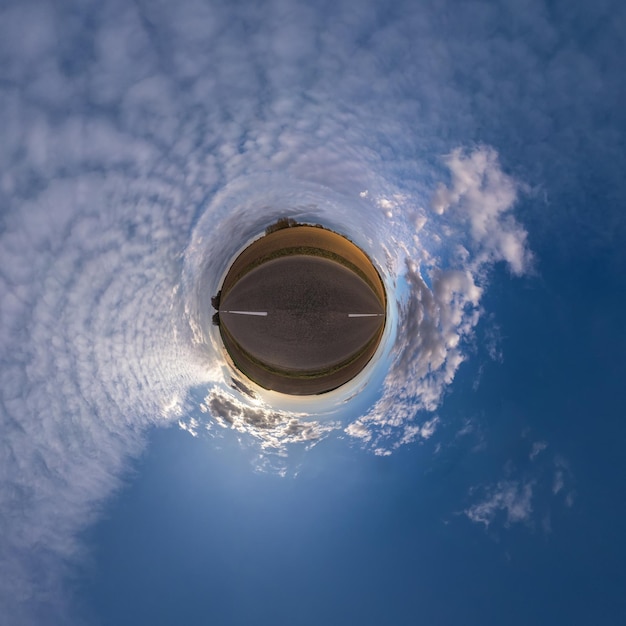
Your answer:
264,217 -> 326,235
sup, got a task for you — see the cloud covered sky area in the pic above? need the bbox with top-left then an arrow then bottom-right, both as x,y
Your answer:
1,0 -> 625,623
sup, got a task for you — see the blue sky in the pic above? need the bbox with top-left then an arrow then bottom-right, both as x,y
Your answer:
1,0 -> 625,624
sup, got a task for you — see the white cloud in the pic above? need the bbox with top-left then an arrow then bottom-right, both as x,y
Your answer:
0,170 -> 206,623
465,448 -> 575,532
346,146 -> 530,450
465,480 -> 534,528
374,448 -> 393,457
344,421 -> 373,443
432,147 -> 532,275
195,389 -> 338,451
552,456 -> 574,500
530,440 -> 548,460
396,416 -> 440,448
553,470 -> 565,495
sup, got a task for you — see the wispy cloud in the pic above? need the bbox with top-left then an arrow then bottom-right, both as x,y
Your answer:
465,480 -> 535,528
530,440 -> 548,460
552,456 -> 575,506
464,444 -> 575,532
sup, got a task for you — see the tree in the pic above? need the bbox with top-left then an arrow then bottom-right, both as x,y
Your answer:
265,217 -> 298,234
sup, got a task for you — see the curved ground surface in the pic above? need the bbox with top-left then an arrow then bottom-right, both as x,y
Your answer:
216,225 -> 386,395
220,256 -> 384,372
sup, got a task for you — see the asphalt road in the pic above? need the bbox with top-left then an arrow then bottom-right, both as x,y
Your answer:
220,255 -> 384,376
220,225 -> 386,306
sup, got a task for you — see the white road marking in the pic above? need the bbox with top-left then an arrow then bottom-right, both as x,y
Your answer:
223,311 -> 383,318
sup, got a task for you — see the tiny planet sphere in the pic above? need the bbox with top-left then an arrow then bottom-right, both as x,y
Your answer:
213,220 -> 386,395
